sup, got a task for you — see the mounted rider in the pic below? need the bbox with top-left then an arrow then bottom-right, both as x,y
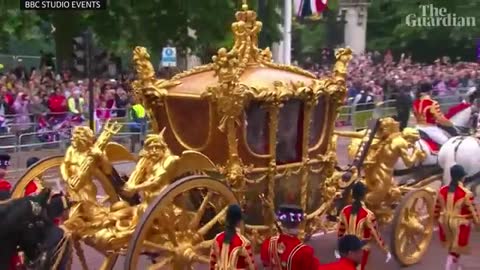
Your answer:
413,83 -> 454,150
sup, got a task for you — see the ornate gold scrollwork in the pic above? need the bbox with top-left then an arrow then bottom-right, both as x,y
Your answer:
131,46 -> 181,132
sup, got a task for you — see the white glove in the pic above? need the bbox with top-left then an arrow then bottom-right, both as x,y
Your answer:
334,250 -> 340,259
385,252 -> 392,263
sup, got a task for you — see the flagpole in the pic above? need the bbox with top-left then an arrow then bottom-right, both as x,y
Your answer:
283,0 -> 292,65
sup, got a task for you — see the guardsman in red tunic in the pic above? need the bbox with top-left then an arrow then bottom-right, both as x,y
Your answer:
434,165 -> 480,270
209,204 -> 256,270
337,182 -> 391,270
260,204 -> 321,270
412,83 -> 453,147
0,153 -> 12,200
319,235 -> 366,270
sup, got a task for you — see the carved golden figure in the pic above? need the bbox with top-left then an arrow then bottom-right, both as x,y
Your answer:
61,125 -> 113,201
337,118 -> 427,223
61,121 -> 139,252
124,130 -> 180,208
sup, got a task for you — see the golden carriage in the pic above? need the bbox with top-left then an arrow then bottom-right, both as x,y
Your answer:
11,2 -> 438,269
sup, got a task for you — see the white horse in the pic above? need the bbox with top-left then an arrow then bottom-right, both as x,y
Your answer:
394,100 -> 480,194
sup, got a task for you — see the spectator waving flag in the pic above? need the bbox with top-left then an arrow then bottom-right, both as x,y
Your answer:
295,0 -> 329,18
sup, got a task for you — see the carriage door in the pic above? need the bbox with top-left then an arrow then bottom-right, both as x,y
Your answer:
276,99 -> 303,164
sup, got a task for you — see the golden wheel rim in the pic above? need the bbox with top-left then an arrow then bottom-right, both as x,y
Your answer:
11,155 -> 120,270
11,156 -> 64,198
391,188 -> 435,266
124,175 -> 238,270
11,155 -> 119,203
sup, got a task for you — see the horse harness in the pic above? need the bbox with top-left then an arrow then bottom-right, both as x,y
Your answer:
450,136 -> 480,162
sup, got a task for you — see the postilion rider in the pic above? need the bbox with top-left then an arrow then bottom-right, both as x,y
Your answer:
412,83 -> 454,151
434,164 -> 480,270
210,204 -> 256,270
336,181 -> 391,270
260,204 -> 321,270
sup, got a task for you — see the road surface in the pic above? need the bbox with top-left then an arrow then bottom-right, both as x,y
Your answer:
5,128 -> 480,269
65,226 -> 480,269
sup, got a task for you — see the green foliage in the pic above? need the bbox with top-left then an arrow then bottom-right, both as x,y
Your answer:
367,0 -> 480,61
255,0 -> 282,48
0,9 -> 47,52
0,0 -> 282,65
327,0 -> 339,11
295,21 -> 326,55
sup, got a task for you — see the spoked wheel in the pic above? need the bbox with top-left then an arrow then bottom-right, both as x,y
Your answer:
11,155 -> 65,198
390,188 -> 435,266
11,155 -> 122,270
124,175 -> 238,270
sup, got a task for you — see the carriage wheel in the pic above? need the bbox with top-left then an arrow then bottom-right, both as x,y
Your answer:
124,175 -> 238,270
11,155 -> 121,270
390,188 -> 435,266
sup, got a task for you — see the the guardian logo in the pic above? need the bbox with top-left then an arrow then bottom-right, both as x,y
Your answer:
406,4 -> 476,27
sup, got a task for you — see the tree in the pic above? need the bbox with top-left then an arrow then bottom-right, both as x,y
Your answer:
190,0 -> 282,62
0,9 -> 47,52
367,0 -> 480,61
0,0 -> 283,69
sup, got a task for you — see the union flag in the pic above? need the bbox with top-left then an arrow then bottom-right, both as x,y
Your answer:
295,0 -> 329,18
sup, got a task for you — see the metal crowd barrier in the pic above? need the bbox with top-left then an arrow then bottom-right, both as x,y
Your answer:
336,91 -> 469,130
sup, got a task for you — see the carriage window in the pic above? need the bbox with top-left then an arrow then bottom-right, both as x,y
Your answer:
276,99 -> 303,164
245,102 -> 269,154
309,97 -> 326,147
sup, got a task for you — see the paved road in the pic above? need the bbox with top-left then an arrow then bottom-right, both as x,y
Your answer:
69,227 -> 480,269
6,128 -> 480,269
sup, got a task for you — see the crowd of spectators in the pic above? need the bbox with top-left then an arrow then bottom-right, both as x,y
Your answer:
309,51 -> 480,107
0,62 -> 136,134
1,51 -> 479,134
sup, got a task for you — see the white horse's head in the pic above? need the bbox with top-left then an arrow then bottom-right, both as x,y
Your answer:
448,104 -> 474,127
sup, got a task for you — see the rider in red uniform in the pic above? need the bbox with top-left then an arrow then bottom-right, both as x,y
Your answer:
434,165 -> 480,270
260,204 -> 321,270
337,182 -> 391,270
412,83 -> 453,149
209,204 -> 256,270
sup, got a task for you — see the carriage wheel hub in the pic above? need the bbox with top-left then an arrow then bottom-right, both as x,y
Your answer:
174,245 -> 196,262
